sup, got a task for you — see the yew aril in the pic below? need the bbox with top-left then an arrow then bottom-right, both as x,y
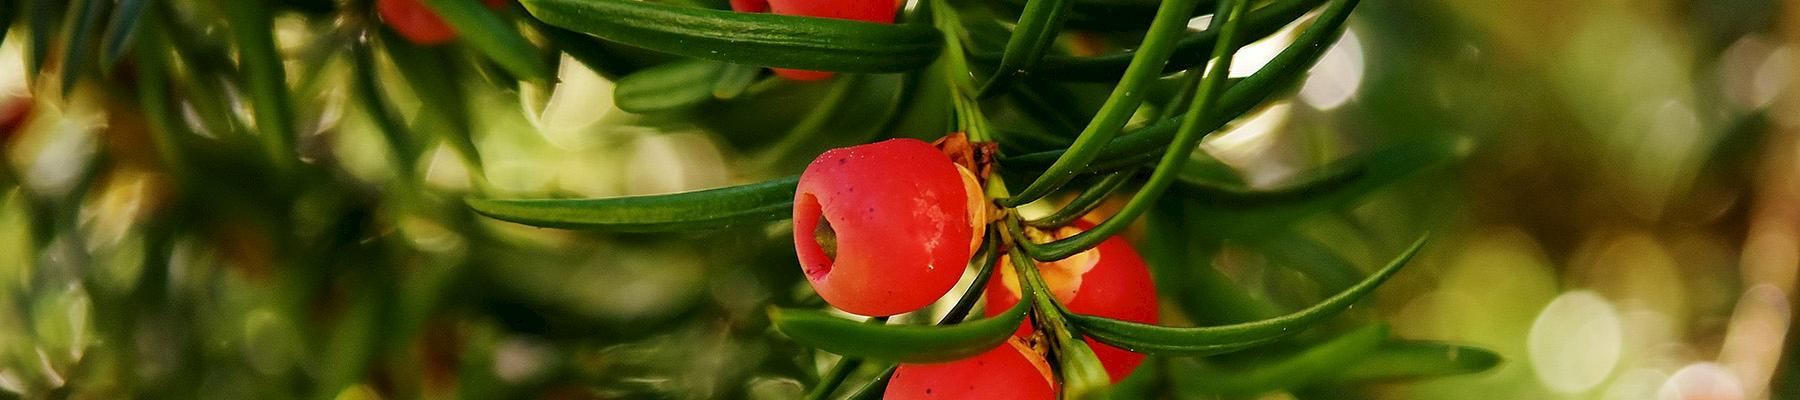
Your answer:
984,220 -> 1159,383
793,138 -> 985,316
885,336 -> 1058,399
0,96 -> 30,146
378,0 -> 509,45
727,0 -> 896,80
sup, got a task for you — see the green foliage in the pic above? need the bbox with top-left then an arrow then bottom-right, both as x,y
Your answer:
995,0 -> 1202,31
467,176 -> 798,231
770,300 -> 1029,363
1320,341 -> 1505,384
221,0 -> 299,173
1181,134 -> 1462,239
1000,0 -> 1212,207
977,0 -> 1074,96
98,0 -> 150,68
521,0 -> 942,72
1169,323 -> 1391,395
0,0 -> 1512,396
1070,237 -> 1424,356
1001,0 -> 1360,172
60,0 -> 108,94
434,0 -> 1495,395
422,0 -> 549,80
980,0 -> 1326,80
614,59 -> 728,113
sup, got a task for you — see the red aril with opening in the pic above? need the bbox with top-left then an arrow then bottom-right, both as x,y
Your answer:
793,138 -> 982,316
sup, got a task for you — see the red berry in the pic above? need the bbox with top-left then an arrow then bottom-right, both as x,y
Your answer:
0,95 -> 30,146
769,68 -> 835,81
729,0 -> 769,12
729,0 -> 896,81
766,0 -> 894,25
794,138 -> 984,317
728,0 -> 896,21
378,0 -> 508,45
886,336 -> 1058,399
984,220 -> 1159,383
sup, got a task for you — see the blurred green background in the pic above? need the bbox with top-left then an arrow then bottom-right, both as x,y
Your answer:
0,0 -> 1795,398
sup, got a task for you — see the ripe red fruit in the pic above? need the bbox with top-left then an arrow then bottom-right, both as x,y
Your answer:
984,221 -> 1159,383
794,138 -> 985,317
885,337 -> 1058,399
378,0 -> 508,45
729,0 -> 896,81
729,0 -> 768,12
0,95 -> 30,146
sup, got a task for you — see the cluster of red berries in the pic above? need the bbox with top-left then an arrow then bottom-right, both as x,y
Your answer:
794,138 -> 1160,399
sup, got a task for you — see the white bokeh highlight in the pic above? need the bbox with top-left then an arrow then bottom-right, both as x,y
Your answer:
1659,363 -> 1745,400
1529,290 -> 1624,393
1300,28 -> 1365,110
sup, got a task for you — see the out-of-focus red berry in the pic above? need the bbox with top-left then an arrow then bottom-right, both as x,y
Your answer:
766,0 -> 893,23
984,220 -> 1159,383
0,96 -> 30,146
793,138 -> 983,317
730,0 -> 769,13
727,0 -> 896,81
885,336 -> 1058,399
378,0 -> 508,45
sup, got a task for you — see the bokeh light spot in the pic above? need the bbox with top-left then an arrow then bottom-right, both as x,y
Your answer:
1299,28 -> 1365,110
1529,290 -> 1623,393
1659,363 -> 1744,400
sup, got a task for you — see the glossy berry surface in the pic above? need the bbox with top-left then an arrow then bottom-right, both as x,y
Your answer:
728,0 -> 896,80
984,221 -> 1159,383
378,0 -> 507,45
793,139 -> 979,316
885,337 -> 1058,399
